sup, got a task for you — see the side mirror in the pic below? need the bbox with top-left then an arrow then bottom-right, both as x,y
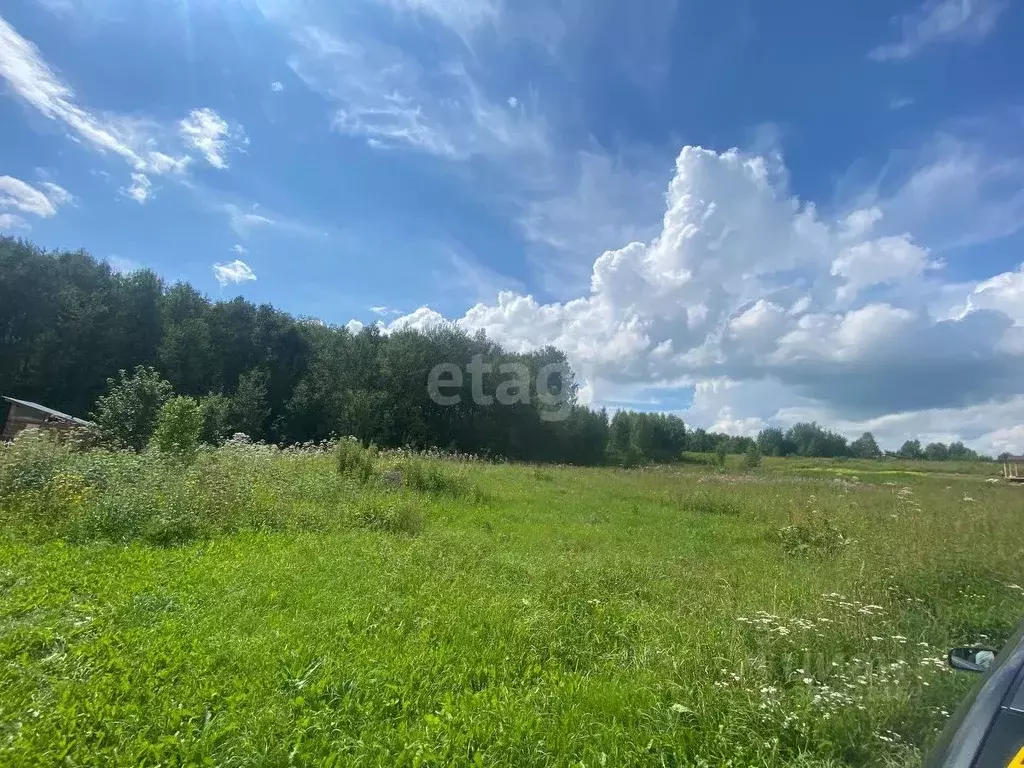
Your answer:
949,647 -> 997,673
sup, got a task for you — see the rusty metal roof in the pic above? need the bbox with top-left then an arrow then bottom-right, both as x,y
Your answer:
2,397 -> 93,427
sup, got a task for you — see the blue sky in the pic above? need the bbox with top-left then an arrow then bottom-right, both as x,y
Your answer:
2,0 -> 1024,453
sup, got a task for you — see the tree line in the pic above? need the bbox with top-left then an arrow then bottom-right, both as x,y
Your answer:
0,237 -> 990,464
753,424 -> 985,462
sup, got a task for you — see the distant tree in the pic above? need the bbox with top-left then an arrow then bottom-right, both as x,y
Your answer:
687,428 -> 712,453
714,442 -> 728,467
785,422 -> 849,458
92,366 -> 174,451
949,442 -> 981,461
757,427 -> 790,457
924,442 -> 950,461
232,367 -> 270,441
199,394 -> 234,445
897,439 -> 924,460
850,432 -> 883,459
607,411 -> 636,466
998,452 -> 1013,463
743,443 -> 763,470
726,435 -> 756,454
153,396 -> 202,461
628,414 -> 656,464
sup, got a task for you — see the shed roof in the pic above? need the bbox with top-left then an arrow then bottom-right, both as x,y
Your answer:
1004,455 -> 1024,463
2,397 -> 93,427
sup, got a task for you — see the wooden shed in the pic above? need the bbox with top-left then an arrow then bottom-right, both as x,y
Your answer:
1003,455 -> 1024,484
1,397 -> 93,441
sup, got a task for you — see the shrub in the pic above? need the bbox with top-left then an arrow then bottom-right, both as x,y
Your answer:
743,444 -> 763,470
91,366 -> 174,451
776,517 -> 852,556
399,456 -> 468,497
199,394 -> 234,445
392,454 -> 487,500
0,433 -> 280,545
714,444 -> 728,468
152,397 -> 202,462
336,439 -> 378,485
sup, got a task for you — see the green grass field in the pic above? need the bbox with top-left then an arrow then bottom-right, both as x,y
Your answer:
2,438 -> 1023,766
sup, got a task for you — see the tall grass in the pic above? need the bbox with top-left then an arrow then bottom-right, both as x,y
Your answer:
0,430 -> 450,544
1,432 -> 1023,766
336,439 -> 483,501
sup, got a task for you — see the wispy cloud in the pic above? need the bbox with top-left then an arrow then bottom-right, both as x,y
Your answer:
0,14 -> 190,174
122,173 -> 152,204
379,0 -> 500,45
270,81 -> 285,92
0,213 -> 28,230
0,175 -> 71,217
223,203 -> 274,238
869,0 -> 1008,61
213,259 -> 257,287
864,128 -> 1024,251
0,13 -> 244,207
282,11 -> 669,298
232,243 -> 248,256
289,25 -> 547,161
179,108 -> 246,170
518,149 -> 670,297
0,175 -> 72,228
442,247 -> 524,304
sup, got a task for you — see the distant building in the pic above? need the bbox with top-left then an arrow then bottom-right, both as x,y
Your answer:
1,397 -> 93,441
1004,455 -> 1024,484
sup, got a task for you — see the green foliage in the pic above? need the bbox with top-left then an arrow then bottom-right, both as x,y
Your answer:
396,455 -> 473,499
684,490 -> 743,515
152,396 -> 202,461
199,393 -> 233,445
335,439 -> 378,485
776,516 -> 852,556
743,443 -> 763,470
948,441 -> 981,461
0,430 -> 267,544
91,365 -> 174,451
232,367 -> 270,442
355,495 -> 425,536
1,443 -> 1023,766
898,439 -> 924,460
850,431 -> 883,459
714,442 -> 728,467
757,427 -> 789,457
784,422 -> 849,458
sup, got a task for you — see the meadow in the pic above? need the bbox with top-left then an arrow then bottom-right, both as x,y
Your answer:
1,433 -> 1023,767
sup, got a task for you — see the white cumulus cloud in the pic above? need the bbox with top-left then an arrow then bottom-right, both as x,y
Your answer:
374,144 -> 1024,451
830,235 -> 938,303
